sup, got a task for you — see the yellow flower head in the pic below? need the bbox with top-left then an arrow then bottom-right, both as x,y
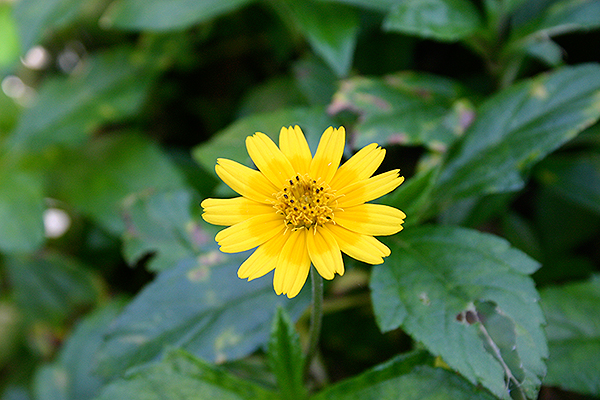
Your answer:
201,126 -> 405,298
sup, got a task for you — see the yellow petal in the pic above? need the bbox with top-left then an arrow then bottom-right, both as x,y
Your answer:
237,233 -> 289,281
279,126 -> 312,174
215,158 -> 278,204
215,213 -> 284,253
246,132 -> 296,187
336,170 -> 404,208
334,203 -> 405,236
326,224 -> 390,265
273,229 -> 311,298
307,226 -> 344,279
309,127 -> 345,183
330,143 -> 385,190
201,197 -> 275,226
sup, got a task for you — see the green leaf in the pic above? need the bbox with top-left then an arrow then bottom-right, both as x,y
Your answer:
434,64 -> 600,204
514,0 -> 600,42
101,0 -> 255,31
316,0 -> 401,12
95,246 -> 309,378
370,225 -> 546,399
313,350 -> 496,400
192,106 -> 336,176
292,56 -> 338,106
540,276 -> 600,396
95,349 -> 277,400
32,300 -> 125,400
13,0 -> 81,51
329,72 -> 472,151
7,47 -> 156,153
5,252 -> 101,325
288,0 -> 359,77
0,169 -> 44,253
536,152 -> 600,216
0,4 -> 20,67
268,307 -> 306,400
383,0 -> 482,41
52,132 -> 185,235
122,190 -> 206,272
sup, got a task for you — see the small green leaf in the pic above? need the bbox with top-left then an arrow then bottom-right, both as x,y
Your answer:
0,169 -> 44,253
5,252 -> 101,325
292,56 -> 338,106
101,0 -> 255,31
8,47 -> 156,153
383,0 -> 482,41
315,0 -> 400,12
268,307 -> 306,400
192,106 -> 336,176
95,349 -> 278,400
540,275 -> 600,396
536,152 -> 600,216
52,132 -> 185,235
95,246 -> 309,378
434,64 -> 600,204
313,351 -> 496,400
288,0 -> 359,77
370,226 -> 546,399
329,72 -> 471,150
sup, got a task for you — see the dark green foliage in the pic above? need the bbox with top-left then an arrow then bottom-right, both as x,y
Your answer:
1,0 -> 599,399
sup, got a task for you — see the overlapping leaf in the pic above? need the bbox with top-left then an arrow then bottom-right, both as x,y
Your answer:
95,250 -> 309,378
95,349 -> 277,400
51,132 -> 185,235
313,351 -> 496,400
8,47 -> 156,153
434,64 -> 600,204
370,225 -> 546,399
329,72 -> 473,151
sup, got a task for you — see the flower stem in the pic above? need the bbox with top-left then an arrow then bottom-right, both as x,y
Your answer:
304,266 -> 323,376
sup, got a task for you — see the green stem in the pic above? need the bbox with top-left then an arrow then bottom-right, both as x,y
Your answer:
304,266 -> 323,376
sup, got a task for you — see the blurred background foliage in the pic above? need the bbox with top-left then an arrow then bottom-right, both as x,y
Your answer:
0,0 -> 600,399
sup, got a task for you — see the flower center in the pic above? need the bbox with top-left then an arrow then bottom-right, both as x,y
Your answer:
274,173 -> 336,229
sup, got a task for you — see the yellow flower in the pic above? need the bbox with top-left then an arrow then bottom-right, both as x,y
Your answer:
201,126 -> 405,298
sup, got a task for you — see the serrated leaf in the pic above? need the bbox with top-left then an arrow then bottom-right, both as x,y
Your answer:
268,307 -> 306,400
52,132 -> 185,235
434,64 -> 600,204
122,190 -> 207,272
370,225 -> 547,399
101,0 -> 254,31
288,0 -> 359,77
7,47 -> 156,153
95,247 -> 309,378
94,349 -> 277,400
536,152 -> 600,216
33,300 -> 125,400
313,351 -> 496,400
329,72 -> 472,151
383,0 -> 482,41
5,252 -> 100,325
0,169 -> 44,253
540,275 -> 600,396
192,106 -> 336,176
